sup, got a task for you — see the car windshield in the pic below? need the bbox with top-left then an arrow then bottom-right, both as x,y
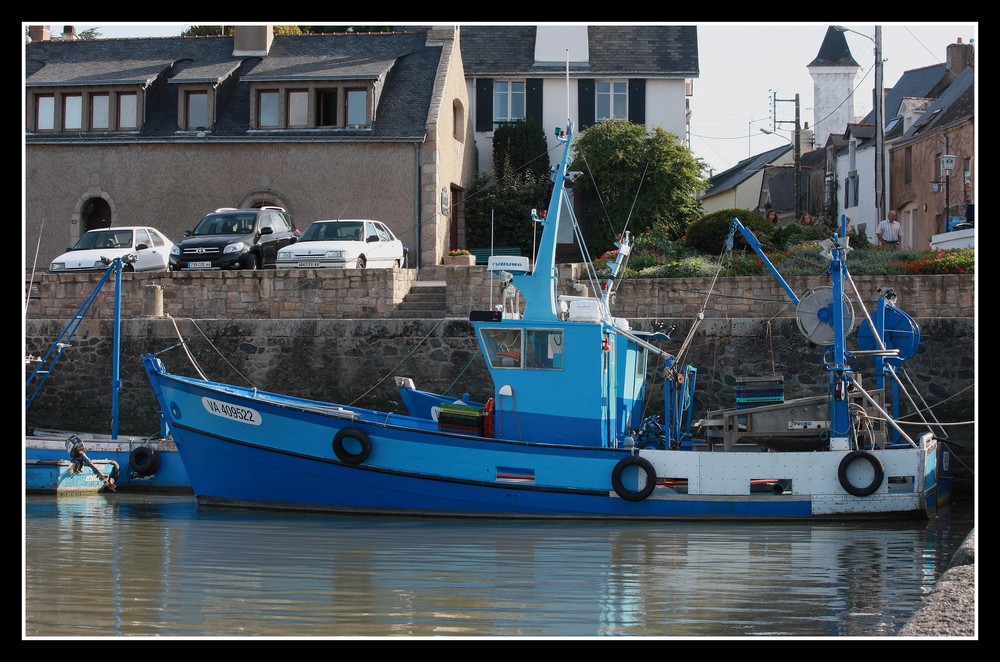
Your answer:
299,221 -> 364,242
72,230 -> 133,250
192,214 -> 257,236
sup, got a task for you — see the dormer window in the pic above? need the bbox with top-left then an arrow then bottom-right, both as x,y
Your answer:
63,94 -> 83,130
186,91 -> 208,130
28,90 -> 139,132
251,83 -> 371,129
117,93 -> 137,130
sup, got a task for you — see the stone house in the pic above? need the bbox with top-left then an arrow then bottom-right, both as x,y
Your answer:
24,24 -> 477,272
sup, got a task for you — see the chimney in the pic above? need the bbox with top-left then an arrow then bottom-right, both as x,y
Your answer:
27,25 -> 51,42
946,37 -> 974,76
233,25 -> 274,56
800,122 -> 815,154
61,25 -> 79,41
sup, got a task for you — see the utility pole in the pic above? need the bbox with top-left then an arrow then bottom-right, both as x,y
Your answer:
772,92 -> 802,219
874,26 -> 885,226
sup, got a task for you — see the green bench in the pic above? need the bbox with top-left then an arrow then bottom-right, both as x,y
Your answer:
469,247 -> 521,265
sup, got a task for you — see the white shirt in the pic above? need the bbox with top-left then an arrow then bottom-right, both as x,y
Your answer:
877,218 -> 902,242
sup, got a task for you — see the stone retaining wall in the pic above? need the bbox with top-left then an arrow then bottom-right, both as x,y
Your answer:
25,267 -> 975,321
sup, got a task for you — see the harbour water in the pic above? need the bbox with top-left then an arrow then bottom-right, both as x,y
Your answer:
23,494 -> 974,639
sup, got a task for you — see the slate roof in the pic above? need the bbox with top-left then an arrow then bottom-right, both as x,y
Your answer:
807,27 -> 860,68
25,30 -> 440,142
701,144 -> 790,197
899,66 -> 974,139
460,25 -> 698,78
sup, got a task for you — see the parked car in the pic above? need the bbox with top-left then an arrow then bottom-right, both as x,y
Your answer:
49,226 -> 174,273
276,219 -> 407,269
169,207 -> 298,271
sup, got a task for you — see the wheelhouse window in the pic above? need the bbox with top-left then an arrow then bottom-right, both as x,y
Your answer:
91,94 -> 109,130
62,94 -> 83,130
258,91 -> 279,127
493,80 -> 525,127
346,89 -> 367,126
35,95 -> 55,131
483,328 -> 523,368
288,90 -> 309,127
117,93 -> 137,129
596,81 -> 627,121
524,329 -> 564,369
186,91 -> 208,130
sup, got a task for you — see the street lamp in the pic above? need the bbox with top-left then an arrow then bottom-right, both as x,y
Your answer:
760,127 -> 801,219
834,25 -> 884,226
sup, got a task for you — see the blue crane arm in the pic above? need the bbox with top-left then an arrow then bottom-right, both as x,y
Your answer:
726,219 -> 800,306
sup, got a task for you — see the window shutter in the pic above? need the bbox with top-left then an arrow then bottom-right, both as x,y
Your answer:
577,79 -> 595,129
844,178 -> 850,208
476,78 -> 493,132
526,79 -> 543,125
627,79 -> 645,124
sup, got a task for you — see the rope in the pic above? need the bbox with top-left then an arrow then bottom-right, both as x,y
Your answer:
348,318 -> 445,407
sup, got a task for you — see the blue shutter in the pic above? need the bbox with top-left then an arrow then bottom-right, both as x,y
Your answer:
627,79 -> 645,124
476,79 -> 493,132
578,79 -> 595,129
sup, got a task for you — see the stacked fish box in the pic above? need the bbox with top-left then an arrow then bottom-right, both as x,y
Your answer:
437,402 -> 485,435
735,375 -> 785,410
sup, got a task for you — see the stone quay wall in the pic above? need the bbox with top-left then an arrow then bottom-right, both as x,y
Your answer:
25,267 -> 975,322
24,267 -> 976,496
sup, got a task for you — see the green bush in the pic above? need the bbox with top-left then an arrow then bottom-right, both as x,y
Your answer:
684,208 -> 771,254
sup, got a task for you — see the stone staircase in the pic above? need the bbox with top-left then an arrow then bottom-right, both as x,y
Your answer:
394,280 -> 447,318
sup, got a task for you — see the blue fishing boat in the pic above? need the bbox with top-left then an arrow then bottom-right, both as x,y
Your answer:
142,117 -> 952,520
25,255 -> 190,494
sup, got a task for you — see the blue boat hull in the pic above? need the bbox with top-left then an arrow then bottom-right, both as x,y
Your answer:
25,459 -> 118,494
25,433 -> 190,493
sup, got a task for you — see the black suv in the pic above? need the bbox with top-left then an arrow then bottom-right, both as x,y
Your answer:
169,207 -> 299,270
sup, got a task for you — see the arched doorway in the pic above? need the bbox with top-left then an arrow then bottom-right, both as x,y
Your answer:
81,197 -> 112,232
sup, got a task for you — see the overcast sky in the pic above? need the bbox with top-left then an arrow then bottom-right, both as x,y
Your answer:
53,22 -> 978,176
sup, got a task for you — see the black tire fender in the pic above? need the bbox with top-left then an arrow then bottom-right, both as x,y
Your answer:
129,446 -> 161,476
838,450 -> 884,496
611,456 -> 657,502
332,427 -> 372,465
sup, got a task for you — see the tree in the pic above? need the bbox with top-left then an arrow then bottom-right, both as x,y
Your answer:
464,121 -> 553,255
181,26 -> 304,37
572,120 -> 707,255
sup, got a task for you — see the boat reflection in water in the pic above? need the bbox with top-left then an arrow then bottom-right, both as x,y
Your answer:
24,495 -> 973,638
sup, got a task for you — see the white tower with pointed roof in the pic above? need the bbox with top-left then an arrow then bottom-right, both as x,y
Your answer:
807,27 -> 862,148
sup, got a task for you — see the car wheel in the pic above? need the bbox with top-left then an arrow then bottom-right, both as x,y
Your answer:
123,264 -> 135,272
244,253 -> 259,270
393,259 -> 401,268
357,256 -> 367,269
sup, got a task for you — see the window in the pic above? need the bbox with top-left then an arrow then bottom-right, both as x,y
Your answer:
596,81 -> 627,121
35,95 -> 55,130
844,175 -> 859,208
346,89 -> 367,126
259,91 -> 279,127
525,329 -> 564,370
186,91 -> 208,130
288,90 -> 308,127
316,89 -> 338,126
135,229 -> 151,248
63,94 -> 83,130
493,80 -> 525,127
483,328 -> 523,368
91,94 -> 109,130
117,93 -> 137,129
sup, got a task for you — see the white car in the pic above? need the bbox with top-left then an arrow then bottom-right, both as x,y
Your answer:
276,219 -> 406,269
49,226 -> 174,273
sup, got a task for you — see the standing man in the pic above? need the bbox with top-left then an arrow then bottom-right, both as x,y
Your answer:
876,210 -> 902,248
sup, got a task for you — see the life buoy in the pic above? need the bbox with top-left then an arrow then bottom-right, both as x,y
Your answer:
483,398 -> 495,438
611,456 -> 657,502
838,450 -> 884,496
332,427 -> 372,465
129,446 -> 161,476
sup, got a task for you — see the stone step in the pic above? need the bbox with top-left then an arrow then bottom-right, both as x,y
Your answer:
393,280 -> 447,318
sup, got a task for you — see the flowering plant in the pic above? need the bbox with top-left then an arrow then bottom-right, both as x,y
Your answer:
448,249 -> 471,256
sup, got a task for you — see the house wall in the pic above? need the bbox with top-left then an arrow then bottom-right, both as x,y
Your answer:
835,142 -> 879,241
24,141 -> 422,273
700,169 -> 767,215
890,118 -> 975,250
421,26 -> 479,265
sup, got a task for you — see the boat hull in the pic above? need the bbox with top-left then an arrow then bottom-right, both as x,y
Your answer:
146,358 -> 942,521
25,458 -> 119,494
25,431 -> 191,493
